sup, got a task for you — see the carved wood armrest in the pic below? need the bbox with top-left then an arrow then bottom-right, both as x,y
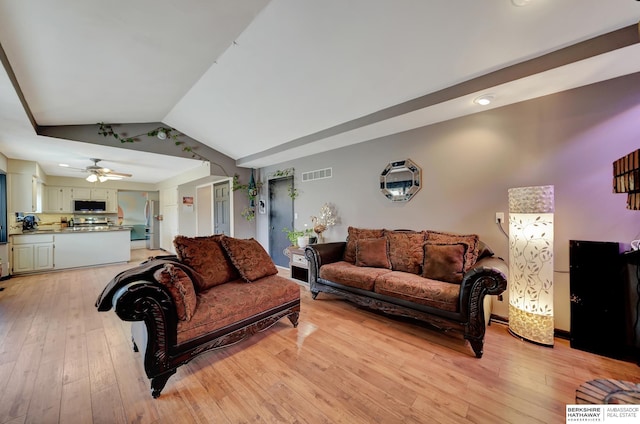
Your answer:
459,256 -> 508,319
112,281 -> 178,332
305,242 -> 346,285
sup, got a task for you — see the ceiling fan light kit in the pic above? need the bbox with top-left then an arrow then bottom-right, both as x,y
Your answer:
81,158 -> 132,183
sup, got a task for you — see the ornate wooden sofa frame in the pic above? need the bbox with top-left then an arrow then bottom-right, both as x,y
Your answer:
96,236 -> 301,398
305,228 -> 507,358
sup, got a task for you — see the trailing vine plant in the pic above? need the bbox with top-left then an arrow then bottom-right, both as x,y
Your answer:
271,168 -> 298,199
232,173 -> 263,221
97,122 -> 209,162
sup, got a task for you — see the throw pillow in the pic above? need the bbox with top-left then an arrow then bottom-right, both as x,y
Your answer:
173,235 -> 239,291
386,230 -> 426,274
344,226 -> 385,263
425,230 -> 480,271
153,263 -> 198,321
220,236 -> 278,282
356,237 -> 391,269
422,242 -> 467,284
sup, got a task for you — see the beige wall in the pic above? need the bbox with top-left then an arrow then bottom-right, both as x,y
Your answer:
257,72 -> 640,332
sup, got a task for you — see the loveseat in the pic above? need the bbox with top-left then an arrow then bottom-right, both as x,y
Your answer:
96,235 -> 301,398
305,227 -> 507,358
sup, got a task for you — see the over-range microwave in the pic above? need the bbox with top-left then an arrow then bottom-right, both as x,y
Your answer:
73,200 -> 107,213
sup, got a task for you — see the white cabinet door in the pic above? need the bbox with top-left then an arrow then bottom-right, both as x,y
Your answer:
44,186 -> 72,212
44,186 -> 60,212
9,174 -> 35,213
71,187 -> 91,199
90,188 -> 108,200
34,244 -> 54,270
106,189 -> 118,212
12,244 -> 34,273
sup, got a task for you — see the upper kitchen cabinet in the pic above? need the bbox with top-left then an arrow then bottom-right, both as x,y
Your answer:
70,187 -> 117,212
106,189 -> 118,213
7,159 -> 45,213
70,187 -> 91,199
44,186 -> 72,213
9,173 -> 42,213
70,187 -> 113,200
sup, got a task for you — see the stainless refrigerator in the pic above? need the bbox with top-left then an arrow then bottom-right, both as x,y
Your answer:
145,200 -> 160,249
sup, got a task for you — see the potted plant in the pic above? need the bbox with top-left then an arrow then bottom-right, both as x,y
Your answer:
282,227 -> 314,247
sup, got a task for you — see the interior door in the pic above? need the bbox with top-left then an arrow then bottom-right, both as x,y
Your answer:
269,177 -> 293,267
214,181 -> 231,235
196,184 -> 212,236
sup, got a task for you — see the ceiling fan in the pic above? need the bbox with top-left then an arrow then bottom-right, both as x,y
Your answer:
81,158 -> 132,182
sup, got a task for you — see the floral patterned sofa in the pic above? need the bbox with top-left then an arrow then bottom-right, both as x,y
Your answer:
305,227 -> 507,357
96,235 -> 301,398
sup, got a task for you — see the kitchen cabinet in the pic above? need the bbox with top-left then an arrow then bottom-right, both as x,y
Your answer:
70,187 -> 91,199
105,189 -> 118,213
71,187 -> 109,199
9,174 -> 42,213
90,188 -> 108,200
44,186 -> 72,212
70,187 -> 117,211
11,234 -> 54,274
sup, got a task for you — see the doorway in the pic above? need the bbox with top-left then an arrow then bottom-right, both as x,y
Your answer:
196,184 -> 212,236
214,181 -> 231,235
269,176 -> 293,267
196,179 -> 231,237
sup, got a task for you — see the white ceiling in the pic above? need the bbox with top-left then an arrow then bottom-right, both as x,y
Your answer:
0,0 -> 639,182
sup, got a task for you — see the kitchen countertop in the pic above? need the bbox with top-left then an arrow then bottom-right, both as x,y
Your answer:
16,226 -> 132,234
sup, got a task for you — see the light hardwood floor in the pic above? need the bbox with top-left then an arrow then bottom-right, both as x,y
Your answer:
0,249 -> 638,423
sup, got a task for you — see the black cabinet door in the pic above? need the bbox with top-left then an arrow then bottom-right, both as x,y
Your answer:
569,240 -> 628,358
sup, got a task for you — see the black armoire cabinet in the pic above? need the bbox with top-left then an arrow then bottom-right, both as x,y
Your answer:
569,240 -> 634,361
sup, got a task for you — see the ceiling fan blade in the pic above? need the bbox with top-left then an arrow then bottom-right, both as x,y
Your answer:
105,171 -> 132,178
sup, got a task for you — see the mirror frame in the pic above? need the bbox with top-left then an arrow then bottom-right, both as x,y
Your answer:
379,159 -> 422,202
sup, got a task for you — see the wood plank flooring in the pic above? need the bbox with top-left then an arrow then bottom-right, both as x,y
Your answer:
0,249 -> 639,423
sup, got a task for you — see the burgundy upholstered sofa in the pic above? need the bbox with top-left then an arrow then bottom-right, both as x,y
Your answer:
305,227 -> 507,358
96,235 -> 301,398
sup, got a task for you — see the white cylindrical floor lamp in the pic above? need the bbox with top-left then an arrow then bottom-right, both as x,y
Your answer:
508,185 -> 555,346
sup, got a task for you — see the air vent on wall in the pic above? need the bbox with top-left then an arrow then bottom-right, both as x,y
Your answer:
302,167 -> 332,182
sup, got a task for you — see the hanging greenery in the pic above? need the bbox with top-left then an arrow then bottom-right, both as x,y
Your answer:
288,184 -> 298,199
97,122 -> 209,162
271,168 -> 298,199
232,172 -> 263,221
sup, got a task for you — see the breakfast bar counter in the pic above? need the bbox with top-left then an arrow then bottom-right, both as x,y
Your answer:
10,226 -> 132,274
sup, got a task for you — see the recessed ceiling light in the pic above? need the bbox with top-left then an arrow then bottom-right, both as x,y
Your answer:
512,0 -> 532,6
59,163 -> 69,167
474,95 -> 494,106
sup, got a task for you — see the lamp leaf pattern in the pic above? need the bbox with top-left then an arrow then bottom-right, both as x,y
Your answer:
509,213 -> 553,315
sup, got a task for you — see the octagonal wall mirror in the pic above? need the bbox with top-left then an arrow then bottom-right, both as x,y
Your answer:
380,159 -> 422,202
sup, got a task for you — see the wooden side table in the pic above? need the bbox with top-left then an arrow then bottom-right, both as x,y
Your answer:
285,246 -> 308,283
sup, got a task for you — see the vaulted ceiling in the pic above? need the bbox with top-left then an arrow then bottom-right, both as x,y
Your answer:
0,1 -> 639,183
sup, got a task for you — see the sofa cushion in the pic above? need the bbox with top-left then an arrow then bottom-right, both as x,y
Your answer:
422,242 -> 466,284
356,237 -> 391,269
173,235 -> 239,291
176,275 -> 300,344
153,264 -> 198,321
220,236 -> 278,282
425,230 -> 480,271
375,271 -> 460,312
344,227 -> 385,263
319,261 -> 392,291
385,230 -> 425,274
